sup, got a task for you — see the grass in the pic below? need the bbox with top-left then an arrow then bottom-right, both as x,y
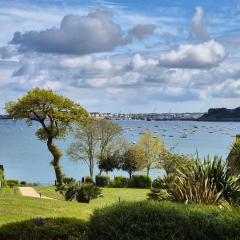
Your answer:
0,186 -> 149,226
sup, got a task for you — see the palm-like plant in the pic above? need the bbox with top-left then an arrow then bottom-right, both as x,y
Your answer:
171,156 -> 240,205
57,182 -> 102,203
227,138 -> 240,175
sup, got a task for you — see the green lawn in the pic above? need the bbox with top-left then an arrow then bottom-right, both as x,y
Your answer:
0,186 -> 149,226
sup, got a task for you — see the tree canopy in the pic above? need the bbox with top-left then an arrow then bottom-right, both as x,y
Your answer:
6,88 -> 90,184
139,132 -> 166,175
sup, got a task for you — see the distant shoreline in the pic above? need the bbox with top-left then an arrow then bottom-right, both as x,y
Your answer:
2,117 -> 240,122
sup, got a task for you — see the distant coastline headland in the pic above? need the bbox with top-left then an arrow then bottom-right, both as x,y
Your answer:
199,107 -> 240,121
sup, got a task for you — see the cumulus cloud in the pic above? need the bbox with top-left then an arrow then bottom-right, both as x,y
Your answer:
158,40 -> 225,69
129,54 -> 158,70
10,10 -> 156,55
0,46 -> 19,59
189,6 -> 209,42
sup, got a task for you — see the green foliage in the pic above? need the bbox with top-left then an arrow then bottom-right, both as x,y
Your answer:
119,144 -> 145,178
95,175 -> 110,187
228,137 -> 240,175
6,88 -> 89,141
147,188 -> 173,201
6,180 -> 19,188
0,217 -> 87,240
63,177 -> 76,185
57,182 -> 102,203
110,176 -> 128,188
159,150 -> 194,176
128,175 -> 152,188
171,156 -> 240,205
152,175 -> 174,189
2,201 -> 240,240
20,181 -> 27,186
88,201 -> 240,240
98,150 -> 120,174
67,119 -> 122,177
6,88 -> 90,185
139,131 -> 166,175
0,170 -> 4,182
149,175 -> 175,201
85,176 -> 94,184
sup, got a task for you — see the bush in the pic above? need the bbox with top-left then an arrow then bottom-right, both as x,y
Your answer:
95,175 -> 110,187
58,182 -> 102,203
147,188 -> 173,201
171,156 -> 240,205
128,175 -> 152,188
6,180 -> 19,188
85,176 -> 94,184
88,201 -> 240,240
63,177 -> 75,185
20,181 -> 27,186
0,169 -> 4,182
0,217 -> 87,240
111,176 -> 128,188
152,175 -> 174,189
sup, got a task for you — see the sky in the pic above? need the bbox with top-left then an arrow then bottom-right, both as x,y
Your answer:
1,0 -> 240,113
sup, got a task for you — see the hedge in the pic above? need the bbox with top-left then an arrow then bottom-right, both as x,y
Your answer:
95,175 -> 110,187
2,202 -> 240,240
0,218 -> 87,240
128,175 -> 152,188
110,176 -> 128,188
88,201 -> 240,240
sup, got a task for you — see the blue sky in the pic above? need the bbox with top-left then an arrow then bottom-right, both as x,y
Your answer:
1,0 -> 240,113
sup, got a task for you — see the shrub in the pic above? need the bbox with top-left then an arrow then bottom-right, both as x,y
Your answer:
0,169 -> 4,182
88,201 -> 240,240
171,156 -> 240,205
0,217 -> 87,240
85,176 -> 94,184
20,181 -> 27,186
58,182 -> 102,203
95,175 -> 110,187
6,180 -> 19,188
152,175 -> 174,189
128,175 -> 152,188
111,176 -> 128,188
147,188 -> 173,201
63,177 -> 75,184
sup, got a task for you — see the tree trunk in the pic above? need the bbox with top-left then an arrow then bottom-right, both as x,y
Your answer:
47,138 -> 63,185
146,166 -> 150,176
89,157 -> 94,177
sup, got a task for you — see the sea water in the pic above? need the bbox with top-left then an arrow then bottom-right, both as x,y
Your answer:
0,119 -> 239,184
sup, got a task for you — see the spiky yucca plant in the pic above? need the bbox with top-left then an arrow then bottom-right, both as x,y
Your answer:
171,156 -> 240,205
227,137 -> 240,175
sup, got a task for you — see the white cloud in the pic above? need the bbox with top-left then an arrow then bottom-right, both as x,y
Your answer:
130,54 -> 158,70
10,10 -> 156,55
159,40 -> 225,69
190,6 -> 209,42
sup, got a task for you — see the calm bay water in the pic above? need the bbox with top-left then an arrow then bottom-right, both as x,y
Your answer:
0,119 -> 239,184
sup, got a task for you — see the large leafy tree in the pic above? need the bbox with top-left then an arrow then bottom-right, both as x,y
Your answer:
119,144 -> 145,178
139,131 -> 166,176
6,88 -> 90,185
95,119 -> 123,164
67,120 -> 99,177
67,119 -> 123,177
